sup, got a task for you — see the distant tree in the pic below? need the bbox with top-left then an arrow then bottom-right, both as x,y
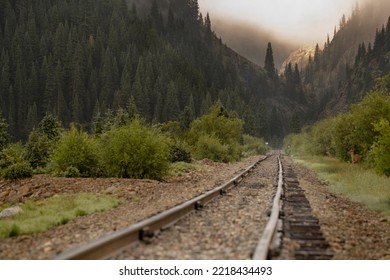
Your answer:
204,13 -> 212,38
264,42 -> 276,79
314,43 -> 321,70
0,116 -> 9,150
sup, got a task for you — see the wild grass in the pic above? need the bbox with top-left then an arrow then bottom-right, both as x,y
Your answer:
294,156 -> 390,222
0,193 -> 120,239
167,161 -> 204,177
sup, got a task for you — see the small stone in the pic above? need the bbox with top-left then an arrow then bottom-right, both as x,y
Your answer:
0,206 -> 23,218
105,186 -> 117,194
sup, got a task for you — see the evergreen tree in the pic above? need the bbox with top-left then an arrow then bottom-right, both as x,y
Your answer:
163,81 -> 180,121
0,116 -> 9,150
264,42 -> 276,79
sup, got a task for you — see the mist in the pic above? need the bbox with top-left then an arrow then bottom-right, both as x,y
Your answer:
199,0 -> 390,67
211,18 -> 298,69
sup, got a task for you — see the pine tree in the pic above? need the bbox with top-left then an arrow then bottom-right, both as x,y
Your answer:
264,42 -> 276,79
163,81 -> 180,121
314,43 -> 321,70
25,103 -> 38,134
0,115 -> 10,150
385,16 -> 390,51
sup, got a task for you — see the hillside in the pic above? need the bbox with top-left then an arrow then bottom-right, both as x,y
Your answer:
1,0 -> 388,145
298,2 -> 390,120
0,0 -> 311,145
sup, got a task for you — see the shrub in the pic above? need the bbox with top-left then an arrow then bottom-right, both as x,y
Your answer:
242,134 -> 269,156
99,119 -> 170,180
26,114 -> 62,170
169,141 -> 192,163
49,125 -> 99,177
194,134 -> 230,162
26,129 -> 53,169
188,105 -> 243,146
0,143 -> 33,180
2,162 -> 33,180
372,119 -> 390,176
187,105 -> 244,162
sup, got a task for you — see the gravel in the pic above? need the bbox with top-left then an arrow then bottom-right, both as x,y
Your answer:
284,156 -> 390,260
114,155 -> 279,260
1,154 -> 389,260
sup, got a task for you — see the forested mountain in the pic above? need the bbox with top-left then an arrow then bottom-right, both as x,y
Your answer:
1,0 -> 388,146
299,2 -> 390,120
0,0 -> 299,143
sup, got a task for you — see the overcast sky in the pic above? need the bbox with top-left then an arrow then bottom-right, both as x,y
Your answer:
198,0 -> 363,45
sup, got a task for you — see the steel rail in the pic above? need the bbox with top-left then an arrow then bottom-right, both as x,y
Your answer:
54,156 -> 269,260
252,155 -> 283,260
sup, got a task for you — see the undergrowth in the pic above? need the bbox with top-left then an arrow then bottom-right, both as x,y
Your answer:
0,193 -> 120,239
294,156 -> 390,222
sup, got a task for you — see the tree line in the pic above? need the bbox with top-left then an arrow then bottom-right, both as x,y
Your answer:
0,0 -> 293,142
0,104 -> 269,180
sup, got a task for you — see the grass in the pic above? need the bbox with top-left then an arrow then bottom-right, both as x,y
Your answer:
294,156 -> 390,222
167,161 -> 204,177
0,193 -> 121,239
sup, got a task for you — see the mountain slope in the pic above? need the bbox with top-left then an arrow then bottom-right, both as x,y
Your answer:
299,1 -> 390,120
1,0 -> 286,141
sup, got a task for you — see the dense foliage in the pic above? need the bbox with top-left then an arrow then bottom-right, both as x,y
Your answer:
0,142 -> 32,179
187,105 -> 243,162
0,0 -> 292,142
49,125 -> 99,177
99,119 -> 170,179
284,74 -> 390,176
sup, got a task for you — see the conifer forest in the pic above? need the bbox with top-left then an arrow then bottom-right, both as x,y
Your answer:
0,0 -> 389,178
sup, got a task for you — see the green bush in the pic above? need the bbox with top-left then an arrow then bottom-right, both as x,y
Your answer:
99,119 -> 170,180
26,114 -> 62,170
372,119 -> 390,176
49,125 -> 99,177
194,134 -> 230,162
26,129 -> 53,169
2,162 -> 33,180
283,132 -> 310,157
169,143 -> 192,163
0,143 -> 33,180
242,134 -> 269,156
187,105 -> 243,162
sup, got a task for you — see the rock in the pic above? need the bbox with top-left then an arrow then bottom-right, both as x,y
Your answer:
0,206 -> 23,218
6,190 -> 20,204
0,190 -> 10,200
105,186 -> 117,195
41,192 -> 53,199
18,185 -> 32,197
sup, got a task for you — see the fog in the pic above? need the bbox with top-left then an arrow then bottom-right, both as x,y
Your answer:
199,0 -> 390,67
125,0 -> 389,68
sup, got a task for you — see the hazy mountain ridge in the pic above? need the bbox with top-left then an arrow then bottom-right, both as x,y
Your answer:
280,46 -> 315,74
298,1 -> 390,120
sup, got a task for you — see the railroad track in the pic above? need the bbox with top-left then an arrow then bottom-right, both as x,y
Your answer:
276,158 -> 334,260
55,155 -> 271,260
55,154 -> 333,260
254,155 -> 334,260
